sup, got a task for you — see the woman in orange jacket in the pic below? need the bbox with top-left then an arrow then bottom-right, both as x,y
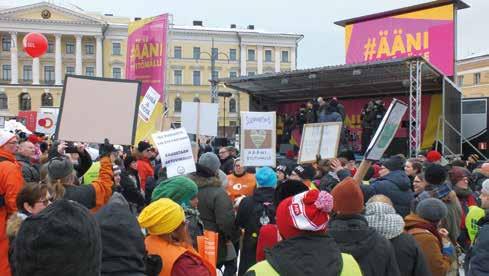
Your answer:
139,198 -> 215,276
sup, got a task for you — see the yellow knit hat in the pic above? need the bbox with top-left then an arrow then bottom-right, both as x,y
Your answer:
138,198 -> 185,235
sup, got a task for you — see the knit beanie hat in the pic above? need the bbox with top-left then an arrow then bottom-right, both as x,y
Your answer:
448,166 -> 470,184
293,164 -> 315,180
256,167 -> 277,188
276,189 -> 333,239
331,177 -> 364,215
426,150 -> 442,163
14,200 -> 102,276
276,165 -> 288,175
382,155 -> 405,171
0,130 -> 15,148
274,179 -> 309,208
198,152 -> 221,174
424,164 -> 447,185
416,198 -> 448,223
151,176 -> 198,207
47,156 -> 74,180
137,141 -> 152,153
124,155 -> 137,170
365,202 -> 405,240
138,198 -> 184,235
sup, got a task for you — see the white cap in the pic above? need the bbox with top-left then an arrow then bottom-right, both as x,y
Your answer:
0,130 -> 15,147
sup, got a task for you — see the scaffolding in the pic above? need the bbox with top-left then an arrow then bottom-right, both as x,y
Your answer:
408,60 -> 423,158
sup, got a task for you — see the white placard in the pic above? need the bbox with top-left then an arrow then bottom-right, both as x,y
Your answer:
365,99 -> 408,161
181,102 -> 218,137
240,112 -> 276,167
35,111 -> 58,135
138,86 -> 161,122
152,127 -> 196,177
298,122 -> 342,163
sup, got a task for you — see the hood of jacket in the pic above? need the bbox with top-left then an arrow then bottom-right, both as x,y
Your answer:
328,214 -> 381,259
15,153 -> 31,164
379,170 -> 412,191
252,187 -> 275,203
0,148 -> 16,162
404,213 -> 431,229
266,235 -> 342,276
187,172 -> 222,189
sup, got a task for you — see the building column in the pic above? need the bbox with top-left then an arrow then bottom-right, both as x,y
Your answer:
257,45 -> 263,74
240,45 -> 247,76
291,47 -> 296,70
274,47 -> 281,73
55,34 -> 62,85
95,35 -> 103,77
10,32 -> 18,84
32,57 -> 40,85
75,35 -> 83,75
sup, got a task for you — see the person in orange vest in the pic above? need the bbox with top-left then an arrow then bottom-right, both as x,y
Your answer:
0,130 -> 24,276
136,141 -> 155,192
139,198 -> 216,276
226,158 -> 256,204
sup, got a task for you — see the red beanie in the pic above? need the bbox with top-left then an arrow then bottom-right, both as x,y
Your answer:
276,190 -> 333,239
28,134 -> 41,144
426,150 -> 442,163
331,177 -> 364,215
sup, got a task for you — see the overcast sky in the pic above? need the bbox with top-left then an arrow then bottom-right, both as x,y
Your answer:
7,0 -> 489,68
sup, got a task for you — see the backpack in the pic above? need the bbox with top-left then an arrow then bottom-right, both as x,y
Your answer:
250,201 -> 276,238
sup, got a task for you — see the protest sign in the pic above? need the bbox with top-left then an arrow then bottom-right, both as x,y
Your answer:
240,112 -> 276,167
298,122 -> 342,163
138,86 -> 160,122
182,102 -> 218,137
152,128 -> 196,177
55,75 -> 141,145
365,99 -> 408,160
36,108 -> 59,135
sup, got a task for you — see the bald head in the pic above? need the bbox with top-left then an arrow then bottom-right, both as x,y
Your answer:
18,141 -> 36,159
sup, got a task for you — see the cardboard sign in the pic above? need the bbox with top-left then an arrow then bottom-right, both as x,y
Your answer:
36,108 -> 59,135
152,128 -> 196,177
182,102 -> 219,137
298,122 -> 342,163
138,86 -> 161,122
55,75 -> 141,145
365,99 -> 408,160
240,112 -> 276,167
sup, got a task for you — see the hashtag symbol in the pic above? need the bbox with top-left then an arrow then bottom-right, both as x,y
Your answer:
363,38 -> 377,61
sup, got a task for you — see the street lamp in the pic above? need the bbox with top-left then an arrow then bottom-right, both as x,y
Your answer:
218,92 -> 232,138
198,38 -> 229,103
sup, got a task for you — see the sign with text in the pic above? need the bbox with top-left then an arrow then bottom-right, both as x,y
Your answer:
182,102 -> 219,137
138,86 -> 161,122
343,4 -> 455,76
152,128 -> 196,177
365,99 -> 408,160
298,122 -> 342,163
240,112 -> 276,167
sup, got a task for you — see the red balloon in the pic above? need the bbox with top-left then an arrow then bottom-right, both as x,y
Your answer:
23,32 -> 48,58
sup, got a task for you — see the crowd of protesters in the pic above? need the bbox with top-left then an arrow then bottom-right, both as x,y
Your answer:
0,125 -> 489,276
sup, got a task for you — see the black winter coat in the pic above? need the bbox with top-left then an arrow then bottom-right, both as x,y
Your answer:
328,214 -> 401,276
220,156 -> 235,175
236,188 -> 276,275
466,214 -> 489,276
391,233 -> 432,276
318,169 -> 351,192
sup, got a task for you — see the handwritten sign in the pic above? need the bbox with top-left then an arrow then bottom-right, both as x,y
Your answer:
152,128 -> 196,177
240,112 -> 276,167
298,122 -> 342,163
138,86 -> 161,122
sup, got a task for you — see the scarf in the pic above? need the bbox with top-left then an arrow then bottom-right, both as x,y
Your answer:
453,185 -> 473,198
408,220 -> 443,248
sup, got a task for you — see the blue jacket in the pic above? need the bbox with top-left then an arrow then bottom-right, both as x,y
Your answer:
467,214 -> 489,276
362,170 -> 414,217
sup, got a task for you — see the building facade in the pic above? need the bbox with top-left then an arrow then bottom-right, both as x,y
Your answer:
456,53 -> 489,98
0,2 -> 303,137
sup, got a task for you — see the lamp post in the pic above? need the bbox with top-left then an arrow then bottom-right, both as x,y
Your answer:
199,38 -> 229,103
218,92 -> 232,138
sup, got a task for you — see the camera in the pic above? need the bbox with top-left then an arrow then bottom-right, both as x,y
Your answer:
65,142 -> 78,154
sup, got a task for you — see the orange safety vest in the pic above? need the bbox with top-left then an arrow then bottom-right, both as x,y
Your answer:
144,235 -> 216,276
226,173 -> 256,202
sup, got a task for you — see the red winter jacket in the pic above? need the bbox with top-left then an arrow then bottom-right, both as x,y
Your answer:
256,224 -> 281,262
137,158 -> 154,191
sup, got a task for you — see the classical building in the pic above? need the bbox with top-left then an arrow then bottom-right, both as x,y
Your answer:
0,2 -> 303,137
456,52 -> 489,98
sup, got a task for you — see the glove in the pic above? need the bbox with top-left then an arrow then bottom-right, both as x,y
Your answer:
99,138 -> 115,157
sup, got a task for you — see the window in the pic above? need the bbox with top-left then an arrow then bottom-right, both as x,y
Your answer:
474,73 -> 481,85
66,42 -> 75,54
193,71 -> 201,85
23,65 -> 32,81
47,41 -> 54,53
41,93 -> 53,106
2,65 -> 11,80
86,67 -> 95,77
44,66 -> 54,83
66,66 -> 75,75
85,44 -> 94,55
2,37 -> 11,51
174,46 -> 182,59
193,97 -> 200,103
174,70 -> 182,85
211,47 -> 218,59
247,49 -> 255,61
0,93 -> 7,109
112,42 -> 121,55
229,49 -> 237,61
248,71 -> 256,76
457,75 -> 464,87
193,47 -> 201,59
19,93 -> 31,111
281,51 -> 289,62
112,67 -> 121,79
211,70 -> 219,80
265,50 -> 272,62
174,97 -> 182,112
229,98 -> 236,113
229,71 -> 237,78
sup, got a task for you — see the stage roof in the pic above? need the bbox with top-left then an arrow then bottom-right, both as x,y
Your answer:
218,57 -> 445,103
